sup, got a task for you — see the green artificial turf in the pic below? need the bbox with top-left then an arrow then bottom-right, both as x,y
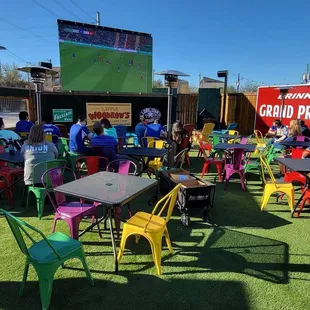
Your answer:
0,152 -> 310,310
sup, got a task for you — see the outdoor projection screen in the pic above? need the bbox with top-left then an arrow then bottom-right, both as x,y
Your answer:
57,20 -> 153,93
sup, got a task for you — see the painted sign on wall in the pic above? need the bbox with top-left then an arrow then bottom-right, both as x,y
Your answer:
52,109 -> 73,122
86,103 -> 132,126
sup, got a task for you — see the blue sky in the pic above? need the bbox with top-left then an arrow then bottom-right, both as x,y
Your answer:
0,0 -> 309,87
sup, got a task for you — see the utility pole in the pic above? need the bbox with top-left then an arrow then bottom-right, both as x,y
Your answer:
236,73 -> 240,92
96,12 -> 100,26
303,63 -> 309,84
199,72 -> 201,88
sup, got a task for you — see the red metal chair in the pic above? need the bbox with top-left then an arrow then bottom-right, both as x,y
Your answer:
184,124 -> 194,136
283,148 -> 306,185
0,145 -> 24,200
76,156 -> 109,178
41,167 -> 102,240
197,138 -> 212,159
0,179 -> 13,207
179,135 -> 191,167
199,140 -> 224,181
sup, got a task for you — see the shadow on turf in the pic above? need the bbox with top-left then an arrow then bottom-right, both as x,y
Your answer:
0,276 -> 249,310
114,226 -> 291,284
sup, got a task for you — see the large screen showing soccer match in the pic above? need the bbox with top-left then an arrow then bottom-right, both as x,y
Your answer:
57,20 -> 153,93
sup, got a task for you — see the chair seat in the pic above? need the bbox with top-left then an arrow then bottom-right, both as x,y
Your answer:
225,164 -> 245,170
265,181 -> 293,188
126,212 -> 166,232
29,232 -> 81,263
0,167 -> 24,174
206,158 -> 224,164
57,202 -> 96,218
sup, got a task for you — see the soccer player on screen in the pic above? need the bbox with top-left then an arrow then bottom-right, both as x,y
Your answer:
118,66 -> 120,72
140,74 -> 143,80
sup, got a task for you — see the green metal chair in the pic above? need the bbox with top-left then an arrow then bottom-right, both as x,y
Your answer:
25,159 -> 67,219
0,209 -> 94,310
57,137 -> 69,160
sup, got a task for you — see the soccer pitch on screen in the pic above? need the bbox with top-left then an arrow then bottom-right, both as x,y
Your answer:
58,20 -> 153,93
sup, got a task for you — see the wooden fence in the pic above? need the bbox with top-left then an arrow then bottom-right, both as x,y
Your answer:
222,92 -> 257,134
177,93 -> 198,125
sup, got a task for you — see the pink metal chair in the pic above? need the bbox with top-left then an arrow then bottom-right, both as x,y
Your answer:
240,137 -> 248,144
41,167 -> 102,240
106,159 -> 138,238
223,148 -> 247,191
295,136 -> 310,141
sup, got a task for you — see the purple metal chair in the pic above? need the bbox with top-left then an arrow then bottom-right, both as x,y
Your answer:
41,167 -> 102,240
223,148 -> 247,191
240,137 -> 248,144
106,159 -> 138,238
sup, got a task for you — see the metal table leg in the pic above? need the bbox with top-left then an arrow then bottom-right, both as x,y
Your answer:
292,176 -> 309,217
108,206 -> 118,272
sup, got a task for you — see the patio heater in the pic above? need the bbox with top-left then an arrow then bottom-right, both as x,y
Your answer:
155,70 -> 189,167
17,65 -> 58,124
276,86 -> 293,122
155,70 -> 190,137
217,70 -> 229,128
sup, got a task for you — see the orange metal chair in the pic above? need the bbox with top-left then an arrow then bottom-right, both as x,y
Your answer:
118,184 -> 181,275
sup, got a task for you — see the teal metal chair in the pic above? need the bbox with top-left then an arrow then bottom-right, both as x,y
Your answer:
25,159 -> 67,219
0,209 -> 94,310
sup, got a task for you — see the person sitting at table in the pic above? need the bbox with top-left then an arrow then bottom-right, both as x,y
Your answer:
91,122 -> 118,162
0,117 -> 20,142
42,116 -> 61,144
145,119 -> 167,139
286,120 -> 302,141
135,116 -> 148,145
266,121 -> 278,137
267,119 -> 288,148
300,120 -> 310,137
16,111 -> 33,134
20,125 -> 58,186
100,118 -> 118,141
171,120 -> 189,153
69,115 -> 93,155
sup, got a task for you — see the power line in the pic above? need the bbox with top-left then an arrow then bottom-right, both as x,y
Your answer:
0,17 -> 47,41
69,0 -> 97,22
52,0 -> 83,22
32,0 -> 60,19
3,49 -> 29,63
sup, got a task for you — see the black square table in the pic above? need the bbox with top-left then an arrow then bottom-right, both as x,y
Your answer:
214,143 -> 256,152
120,147 -> 168,176
54,171 -> 158,271
209,133 -> 241,140
0,150 -> 24,165
280,141 -> 310,148
275,158 -> 310,217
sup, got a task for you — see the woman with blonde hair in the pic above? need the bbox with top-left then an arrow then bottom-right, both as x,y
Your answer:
20,125 -> 58,185
288,119 -> 302,138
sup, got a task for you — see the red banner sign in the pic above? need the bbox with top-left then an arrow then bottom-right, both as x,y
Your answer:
255,85 -> 310,133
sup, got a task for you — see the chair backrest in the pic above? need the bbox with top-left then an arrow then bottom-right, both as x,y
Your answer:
295,135 -> 310,142
54,124 -> 68,138
259,155 -> 276,184
57,137 -> 69,158
147,140 -> 165,149
226,123 -> 238,130
107,159 -> 137,175
198,139 -> 209,159
202,123 -> 215,137
31,159 -> 67,186
0,208 -> 61,259
18,132 -> 29,138
41,166 -> 76,208
183,124 -> 194,136
114,125 -> 127,138
45,134 -> 59,144
240,137 -> 248,144
174,148 -> 189,168
291,148 -> 304,159
226,148 -> 245,170
76,156 -> 108,177
179,135 -> 190,150
141,136 -> 159,147
144,184 -> 181,231
254,130 -> 265,144
228,130 -> 239,136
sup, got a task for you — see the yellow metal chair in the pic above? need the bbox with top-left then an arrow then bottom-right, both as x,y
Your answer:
118,184 -> 181,275
254,130 -> 267,155
227,130 -> 239,144
259,155 -> 294,213
193,123 -> 215,144
45,134 -> 58,143
141,136 -> 159,147
147,140 -> 165,173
